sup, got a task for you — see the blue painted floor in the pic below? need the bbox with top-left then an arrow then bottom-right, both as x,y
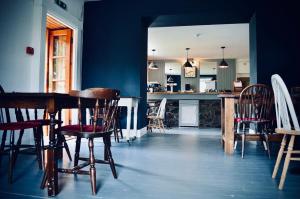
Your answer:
0,129 -> 299,198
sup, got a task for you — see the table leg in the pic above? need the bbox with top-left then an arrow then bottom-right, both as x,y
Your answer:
133,99 -> 138,138
220,98 -> 225,147
47,112 -> 58,196
126,105 -> 132,141
224,98 -> 235,154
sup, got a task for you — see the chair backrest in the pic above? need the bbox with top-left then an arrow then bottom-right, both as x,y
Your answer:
70,88 -> 120,132
157,98 -> 167,119
271,74 -> 299,131
238,84 -> 274,121
0,85 -> 11,124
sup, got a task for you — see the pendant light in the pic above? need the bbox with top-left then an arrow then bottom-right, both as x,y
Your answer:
183,48 -> 193,67
148,49 -> 159,70
219,46 -> 229,68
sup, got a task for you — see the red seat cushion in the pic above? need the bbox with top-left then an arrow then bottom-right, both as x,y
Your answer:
0,121 -> 41,131
60,124 -> 104,132
27,119 -> 62,126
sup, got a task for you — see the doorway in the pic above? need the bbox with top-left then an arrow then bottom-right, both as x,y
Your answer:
45,15 -> 74,124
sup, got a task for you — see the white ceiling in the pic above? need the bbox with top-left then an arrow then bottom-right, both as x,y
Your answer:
148,23 -> 249,61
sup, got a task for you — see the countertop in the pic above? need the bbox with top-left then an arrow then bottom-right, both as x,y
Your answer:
147,91 -> 220,95
147,92 -> 221,100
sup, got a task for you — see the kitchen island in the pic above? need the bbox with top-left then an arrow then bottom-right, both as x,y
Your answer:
147,92 -> 221,128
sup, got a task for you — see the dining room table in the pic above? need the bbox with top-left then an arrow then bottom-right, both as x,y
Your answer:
218,92 -> 239,154
0,92 -> 81,196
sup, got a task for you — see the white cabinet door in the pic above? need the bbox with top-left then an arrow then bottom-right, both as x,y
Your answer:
179,100 -> 199,127
165,62 -> 182,75
236,59 -> 250,73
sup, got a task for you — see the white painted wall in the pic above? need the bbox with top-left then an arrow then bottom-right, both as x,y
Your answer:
0,0 -> 84,92
0,0 -> 85,143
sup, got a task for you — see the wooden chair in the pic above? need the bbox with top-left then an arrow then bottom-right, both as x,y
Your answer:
234,84 -> 274,158
271,74 -> 300,190
147,98 -> 167,133
19,109 -> 72,163
44,88 -> 119,195
0,85 -> 43,183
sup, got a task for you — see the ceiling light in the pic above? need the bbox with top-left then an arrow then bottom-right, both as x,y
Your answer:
148,49 -> 159,70
219,46 -> 229,69
183,48 -> 193,67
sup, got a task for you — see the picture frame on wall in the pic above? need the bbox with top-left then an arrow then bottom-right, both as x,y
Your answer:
184,67 -> 196,77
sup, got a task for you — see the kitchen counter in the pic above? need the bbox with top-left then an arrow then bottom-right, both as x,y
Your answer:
147,92 -> 220,100
147,92 -> 222,128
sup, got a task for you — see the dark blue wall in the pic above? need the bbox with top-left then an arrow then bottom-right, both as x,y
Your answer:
255,1 -> 300,88
82,0 -> 300,128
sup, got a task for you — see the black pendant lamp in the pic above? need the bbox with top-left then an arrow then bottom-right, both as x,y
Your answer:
148,49 -> 159,70
183,48 -> 193,67
219,46 -> 229,68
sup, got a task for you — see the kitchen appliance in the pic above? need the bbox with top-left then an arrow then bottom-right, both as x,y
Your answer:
185,84 -> 191,91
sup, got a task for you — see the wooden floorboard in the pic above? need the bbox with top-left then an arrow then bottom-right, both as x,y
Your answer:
0,128 -> 299,198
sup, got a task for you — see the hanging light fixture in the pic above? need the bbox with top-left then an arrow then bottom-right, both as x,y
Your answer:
183,48 -> 193,67
219,46 -> 229,68
148,49 -> 159,70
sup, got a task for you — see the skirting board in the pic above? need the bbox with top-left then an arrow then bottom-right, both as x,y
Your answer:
121,126 -> 147,138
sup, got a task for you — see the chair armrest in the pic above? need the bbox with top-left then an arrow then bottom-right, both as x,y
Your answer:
275,128 -> 300,135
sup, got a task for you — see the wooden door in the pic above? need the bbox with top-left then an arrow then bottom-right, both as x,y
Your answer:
46,29 -> 72,124
46,29 -> 72,93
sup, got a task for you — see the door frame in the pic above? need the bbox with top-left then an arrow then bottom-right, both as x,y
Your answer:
32,1 -> 83,92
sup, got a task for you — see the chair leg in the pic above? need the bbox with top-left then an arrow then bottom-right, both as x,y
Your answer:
278,135 -> 295,190
40,129 -> 45,169
8,130 -> 15,183
263,131 -> 271,159
147,119 -> 151,132
88,138 -> 96,195
104,136 -> 117,179
234,140 -> 238,150
40,165 -> 48,189
33,127 -> 43,170
12,129 -> 24,167
160,119 -> 165,133
60,134 -> 72,161
74,136 -> 81,167
113,118 -> 119,142
241,133 -> 245,159
241,123 -> 246,159
0,130 -> 8,167
272,135 -> 287,179
234,122 -> 241,151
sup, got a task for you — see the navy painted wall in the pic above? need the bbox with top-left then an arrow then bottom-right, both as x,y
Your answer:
255,1 -> 300,88
82,0 -> 300,128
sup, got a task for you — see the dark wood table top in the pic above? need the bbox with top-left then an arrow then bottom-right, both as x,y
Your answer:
0,92 -> 78,112
217,92 -> 240,98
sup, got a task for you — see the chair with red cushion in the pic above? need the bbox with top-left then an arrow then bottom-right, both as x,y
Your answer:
23,108 -> 72,162
0,85 -> 43,183
41,88 -> 120,195
234,84 -> 274,158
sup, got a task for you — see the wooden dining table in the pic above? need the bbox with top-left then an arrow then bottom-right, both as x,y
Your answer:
0,92 -> 79,196
218,93 -> 239,154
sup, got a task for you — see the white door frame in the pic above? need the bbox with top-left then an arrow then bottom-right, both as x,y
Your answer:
32,0 -> 83,92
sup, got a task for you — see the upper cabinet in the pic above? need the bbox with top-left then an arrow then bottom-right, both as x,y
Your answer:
165,62 -> 182,75
236,59 -> 250,74
199,61 -> 217,75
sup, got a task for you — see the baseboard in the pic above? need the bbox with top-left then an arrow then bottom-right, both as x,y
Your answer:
121,126 -> 147,138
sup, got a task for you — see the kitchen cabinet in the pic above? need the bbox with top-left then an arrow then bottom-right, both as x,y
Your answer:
165,62 -> 182,75
236,59 -> 250,74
